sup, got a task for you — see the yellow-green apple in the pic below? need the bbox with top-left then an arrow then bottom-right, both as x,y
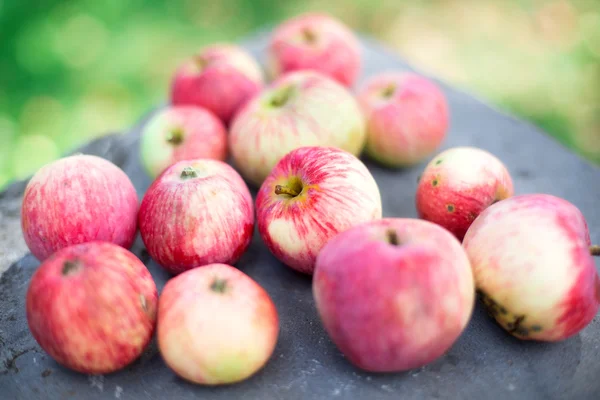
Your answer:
313,218 -> 475,372
256,146 -> 382,275
138,159 -> 254,275
157,263 -> 279,385
21,154 -> 139,261
26,241 -> 158,374
463,194 -> 600,342
229,70 -> 366,187
139,105 -> 227,179
268,13 -> 361,87
170,44 -> 264,125
356,72 -> 449,167
415,146 -> 514,241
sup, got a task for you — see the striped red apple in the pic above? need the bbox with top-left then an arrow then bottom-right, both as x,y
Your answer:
416,146 -> 514,241
229,70 -> 366,187
463,194 -> 600,342
256,146 -> 382,275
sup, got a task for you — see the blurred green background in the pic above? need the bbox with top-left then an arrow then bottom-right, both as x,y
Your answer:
1,0 -> 599,190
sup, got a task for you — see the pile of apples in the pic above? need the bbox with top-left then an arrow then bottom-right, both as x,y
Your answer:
20,13 -> 600,386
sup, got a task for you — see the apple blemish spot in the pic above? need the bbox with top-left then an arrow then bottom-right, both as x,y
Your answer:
446,204 -> 455,213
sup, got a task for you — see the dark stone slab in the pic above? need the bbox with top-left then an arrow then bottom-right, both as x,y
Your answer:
1,31 -> 599,400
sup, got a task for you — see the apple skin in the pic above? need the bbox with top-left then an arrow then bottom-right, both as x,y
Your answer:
157,263 -> 279,385
357,72 -> 449,167
21,154 -> 139,262
256,146 -> 382,275
463,194 -> 600,342
313,218 -> 475,372
140,105 -> 227,179
229,70 -> 366,187
415,146 -> 514,241
26,241 -> 158,375
170,44 -> 264,125
268,13 -> 361,87
138,159 -> 254,275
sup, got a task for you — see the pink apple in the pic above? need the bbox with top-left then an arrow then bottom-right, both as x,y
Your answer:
463,194 -> 600,342
139,105 -> 227,179
313,218 -> 475,372
170,44 -> 264,125
268,13 -> 361,87
157,263 -> 279,385
415,146 -> 514,241
256,146 -> 382,275
26,241 -> 158,374
21,154 -> 139,261
138,159 -> 254,275
229,70 -> 366,187
357,72 -> 449,167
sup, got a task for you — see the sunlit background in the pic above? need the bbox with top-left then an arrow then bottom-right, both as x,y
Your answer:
1,0 -> 599,190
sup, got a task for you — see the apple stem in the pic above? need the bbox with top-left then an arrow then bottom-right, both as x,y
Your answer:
210,278 -> 228,294
591,245 -> 600,256
62,260 -> 82,276
270,85 -> 295,108
301,28 -> 317,44
275,184 -> 300,197
180,166 -> 198,180
166,128 -> 184,145
386,229 -> 400,246
381,84 -> 396,98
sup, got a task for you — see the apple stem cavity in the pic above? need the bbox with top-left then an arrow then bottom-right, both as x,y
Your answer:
301,28 -> 317,44
61,260 -> 82,277
166,128 -> 184,145
591,245 -> 600,256
381,84 -> 396,99
386,229 -> 400,246
180,166 -> 199,180
194,56 -> 207,72
210,278 -> 228,294
274,185 -> 300,197
269,85 -> 295,108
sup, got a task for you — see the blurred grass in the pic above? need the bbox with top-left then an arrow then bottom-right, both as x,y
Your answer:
0,0 -> 598,190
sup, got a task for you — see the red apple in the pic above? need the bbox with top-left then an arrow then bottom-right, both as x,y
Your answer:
313,218 -> 475,372
139,105 -> 227,179
229,70 -> 366,187
138,159 -> 254,275
415,146 -> 514,241
463,194 -> 600,341
26,241 -> 158,374
170,44 -> 264,125
21,154 -> 139,262
157,263 -> 279,385
357,72 -> 449,167
256,146 -> 382,275
268,13 -> 361,87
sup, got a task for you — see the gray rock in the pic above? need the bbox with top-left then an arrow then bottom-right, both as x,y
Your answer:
1,32 -> 599,400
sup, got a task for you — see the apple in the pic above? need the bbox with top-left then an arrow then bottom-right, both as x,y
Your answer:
170,44 -> 264,125
26,241 -> 158,374
415,146 -> 514,241
313,218 -> 475,372
21,154 -> 139,262
256,146 -> 382,275
157,263 -> 279,385
463,194 -> 600,342
139,105 -> 227,179
138,159 -> 254,275
268,13 -> 361,87
356,72 -> 449,167
229,70 -> 366,187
